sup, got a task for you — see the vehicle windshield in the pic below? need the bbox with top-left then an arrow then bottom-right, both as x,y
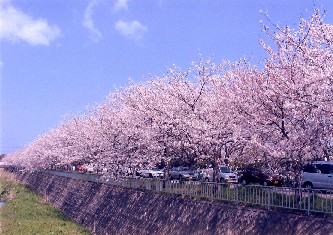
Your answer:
152,168 -> 162,171
219,167 -> 232,173
173,167 -> 189,171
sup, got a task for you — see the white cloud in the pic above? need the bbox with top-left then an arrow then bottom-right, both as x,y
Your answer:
0,0 -> 61,46
114,0 -> 128,12
115,20 -> 147,41
83,0 -> 102,43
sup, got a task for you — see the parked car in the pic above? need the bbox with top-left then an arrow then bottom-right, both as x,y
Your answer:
137,168 -> 164,178
238,167 -> 283,186
76,164 -> 95,173
76,165 -> 85,172
202,166 -> 238,183
169,167 -> 197,181
302,161 -> 333,189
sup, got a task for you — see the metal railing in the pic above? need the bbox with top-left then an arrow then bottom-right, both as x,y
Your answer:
102,177 -> 333,215
43,170 -> 333,215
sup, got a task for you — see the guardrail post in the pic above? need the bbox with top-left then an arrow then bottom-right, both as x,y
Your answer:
268,188 -> 271,210
157,179 -> 161,193
235,184 -> 238,206
236,184 -> 239,205
307,189 -> 310,216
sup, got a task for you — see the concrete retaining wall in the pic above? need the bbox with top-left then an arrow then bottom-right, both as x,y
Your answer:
18,171 -> 333,235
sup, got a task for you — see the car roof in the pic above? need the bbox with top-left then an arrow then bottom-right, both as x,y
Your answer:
312,161 -> 333,165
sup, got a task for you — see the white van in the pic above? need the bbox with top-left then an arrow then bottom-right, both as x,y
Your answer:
202,166 -> 238,183
302,161 -> 333,189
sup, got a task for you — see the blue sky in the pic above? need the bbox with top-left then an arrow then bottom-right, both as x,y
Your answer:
1,0 -> 333,154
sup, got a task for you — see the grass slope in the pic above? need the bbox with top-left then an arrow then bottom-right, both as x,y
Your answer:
0,170 -> 91,235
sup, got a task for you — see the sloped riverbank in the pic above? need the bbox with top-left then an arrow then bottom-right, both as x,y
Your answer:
16,171 -> 333,235
0,169 -> 91,235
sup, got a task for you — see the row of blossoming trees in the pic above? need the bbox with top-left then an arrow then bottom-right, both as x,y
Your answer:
4,10 -> 333,179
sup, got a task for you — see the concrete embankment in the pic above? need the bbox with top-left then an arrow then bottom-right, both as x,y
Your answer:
17,171 -> 333,235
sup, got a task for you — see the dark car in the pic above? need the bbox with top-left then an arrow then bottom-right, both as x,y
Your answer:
169,167 -> 197,181
238,167 -> 283,186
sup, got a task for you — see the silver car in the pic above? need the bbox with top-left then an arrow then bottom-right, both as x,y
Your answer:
302,161 -> 333,189
169,167 -> 197,181
202,166 -> 238,183
137,168 -> 164,178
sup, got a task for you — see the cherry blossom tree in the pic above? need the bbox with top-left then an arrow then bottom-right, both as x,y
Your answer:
4,9 -> 333,186
224,10 -> 333,184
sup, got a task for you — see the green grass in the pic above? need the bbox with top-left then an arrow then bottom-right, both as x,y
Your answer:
0,176 -> 91,235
